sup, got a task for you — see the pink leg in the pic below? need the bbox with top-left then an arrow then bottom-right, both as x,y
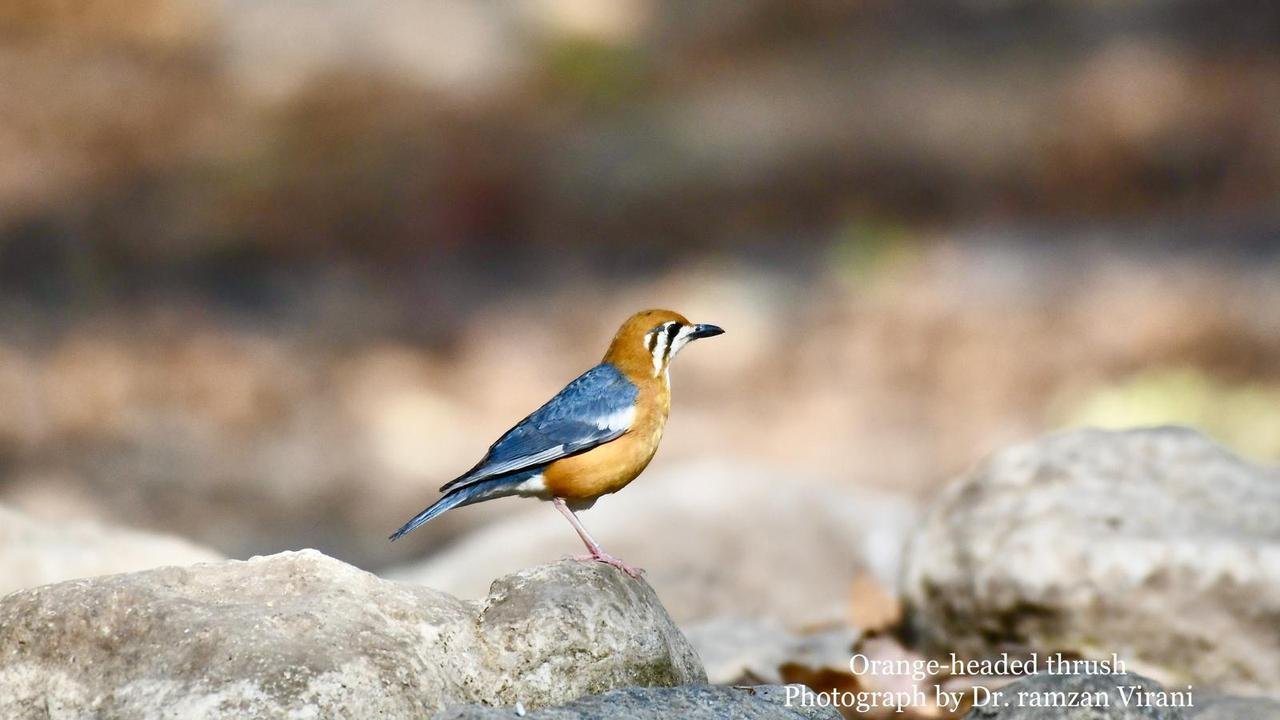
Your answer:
552,497 -> 644,578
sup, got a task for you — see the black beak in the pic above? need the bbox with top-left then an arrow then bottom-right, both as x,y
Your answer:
688,323 -> 725,340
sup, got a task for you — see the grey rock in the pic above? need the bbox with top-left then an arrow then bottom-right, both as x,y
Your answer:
0,504 -> 223,597
388,461 -> 918,628
683,616 -> 858,685
902,427 -> 1280,694
432,684 -> 842,719
965,672 -> 1187,719
0,551 -> 704,719
1187,695 -> 1280,720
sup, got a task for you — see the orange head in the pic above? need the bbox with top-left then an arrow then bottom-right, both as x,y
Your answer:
603,309 -> 724,380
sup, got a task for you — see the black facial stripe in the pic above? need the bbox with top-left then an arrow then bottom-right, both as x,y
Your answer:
662,322 -> 680,361
647,330 -> 659,354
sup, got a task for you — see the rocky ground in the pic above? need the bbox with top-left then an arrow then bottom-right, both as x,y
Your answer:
0,553 -> 704,717
903,426 -> 1280,695
967,672 -> 1280,720
2,425 -> 1278,718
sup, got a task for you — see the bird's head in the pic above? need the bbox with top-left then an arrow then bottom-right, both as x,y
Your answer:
603,308 -> 724,379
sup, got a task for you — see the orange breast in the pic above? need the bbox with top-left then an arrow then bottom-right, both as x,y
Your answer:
543,375 -> 669,500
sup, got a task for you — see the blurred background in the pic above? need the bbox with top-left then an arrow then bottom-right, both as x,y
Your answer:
1,0 -> 1278,575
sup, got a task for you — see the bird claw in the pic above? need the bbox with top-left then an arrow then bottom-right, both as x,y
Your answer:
570,552 -> 645,579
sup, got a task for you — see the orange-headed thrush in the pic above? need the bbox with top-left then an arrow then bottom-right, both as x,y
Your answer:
389,309 -> 724,577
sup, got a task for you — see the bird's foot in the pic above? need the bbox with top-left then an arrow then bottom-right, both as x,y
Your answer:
571,551 -> 645,579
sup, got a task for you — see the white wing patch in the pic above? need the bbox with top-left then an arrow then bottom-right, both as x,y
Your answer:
596,405 -> 636,433
514,473 -> 548,497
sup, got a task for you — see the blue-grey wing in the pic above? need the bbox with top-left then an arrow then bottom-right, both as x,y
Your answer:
439,363 -> 638,492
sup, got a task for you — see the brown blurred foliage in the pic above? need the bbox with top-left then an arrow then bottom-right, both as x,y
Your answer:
0,0 -> 1277,568
2,0 -> 1277,285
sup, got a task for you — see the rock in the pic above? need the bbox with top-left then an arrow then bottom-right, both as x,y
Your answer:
0,504 -> 223,596
902,426 -> 1280,694
683,617 -> 858,685
965,672 -> 1185,719
1187,695 -> 1280,720
387,461 -> 919,628
0,551 -> 705,718
432,684 -> 842,719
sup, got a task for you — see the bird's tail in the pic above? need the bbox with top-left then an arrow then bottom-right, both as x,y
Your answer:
388,477 -> 514,541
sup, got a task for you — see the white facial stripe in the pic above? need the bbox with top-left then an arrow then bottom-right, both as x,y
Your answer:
669,324 -> 698,357
644,321 -> 697,377
648,323 -> 671,375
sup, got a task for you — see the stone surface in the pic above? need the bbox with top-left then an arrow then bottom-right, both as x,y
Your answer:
0,504 -> 223,597
0,551 -> 705,719
432,684 -> 842,720
965,672 -> 1185,719
1187,695 -> 1280,720
902,426 -> 1280,694
683,616 -> 858,685
388,461 -> 918,628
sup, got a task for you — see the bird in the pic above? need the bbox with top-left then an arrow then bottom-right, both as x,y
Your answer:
389,309 -> 724,578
